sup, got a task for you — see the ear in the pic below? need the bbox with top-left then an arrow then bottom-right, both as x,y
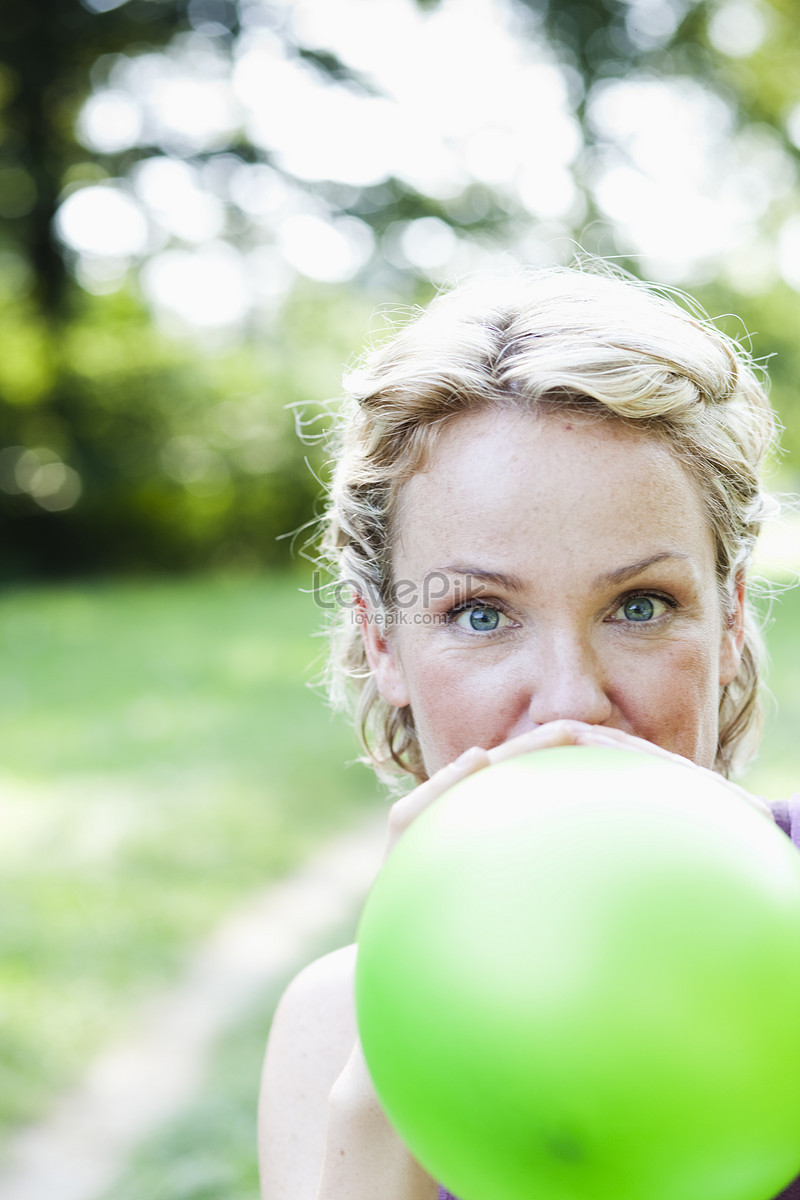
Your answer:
358,597 -> 411,708
719,571 -> 746,688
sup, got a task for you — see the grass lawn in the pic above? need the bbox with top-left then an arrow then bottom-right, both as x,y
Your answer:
1,571 -> 798,1197
97,918 -> 360,1200
0,572 -> 383,1138
99,578 -> 800,1200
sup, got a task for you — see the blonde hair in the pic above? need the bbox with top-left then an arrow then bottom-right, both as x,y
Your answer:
319,266 -> 777,783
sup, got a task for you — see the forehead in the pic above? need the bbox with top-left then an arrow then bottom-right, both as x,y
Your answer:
392,408 -> 715,576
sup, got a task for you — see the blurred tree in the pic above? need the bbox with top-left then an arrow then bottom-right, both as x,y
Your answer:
0,0 -> 798,578
1,0 -> 186,312
0,0 -> 517,577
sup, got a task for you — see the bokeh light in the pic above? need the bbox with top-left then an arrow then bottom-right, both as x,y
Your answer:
51,0 -> 800,332
140,243 -> 251,327
55,184 -> 149,258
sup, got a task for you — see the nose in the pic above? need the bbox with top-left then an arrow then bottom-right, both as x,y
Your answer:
525,631 -> 613,728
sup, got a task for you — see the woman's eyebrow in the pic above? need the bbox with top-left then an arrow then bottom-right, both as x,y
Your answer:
594,552 -> 691,588
431,553 -> 692,595
434,565 -> 526,593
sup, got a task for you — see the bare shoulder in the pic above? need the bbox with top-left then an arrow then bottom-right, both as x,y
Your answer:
258,943 -> 359,1199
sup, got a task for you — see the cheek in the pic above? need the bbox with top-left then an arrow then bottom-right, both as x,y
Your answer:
402,651 -> 525,771
617,643 -> 721,761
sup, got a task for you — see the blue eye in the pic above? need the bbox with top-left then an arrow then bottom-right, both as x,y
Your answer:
615,595 -> 670,623
624,597 -> 655,622
453,604 -> 508,632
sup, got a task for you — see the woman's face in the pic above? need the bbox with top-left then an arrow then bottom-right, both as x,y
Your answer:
363,408 -> 744,777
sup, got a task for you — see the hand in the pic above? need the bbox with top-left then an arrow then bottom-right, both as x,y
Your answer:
384,721 -> 607,858
385,721 -> 773,863
384,746 -> 490,859
489,721 -> 772,821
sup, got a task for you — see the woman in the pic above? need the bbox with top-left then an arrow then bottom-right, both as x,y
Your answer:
258,265 -> 800,1200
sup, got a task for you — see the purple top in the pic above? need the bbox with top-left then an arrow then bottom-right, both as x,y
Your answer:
438,798 -> 800,1200
771,795 -> 800,851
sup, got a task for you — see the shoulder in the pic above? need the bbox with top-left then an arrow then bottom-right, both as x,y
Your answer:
258,944 -> 359,1199
269,941 -> 358,1043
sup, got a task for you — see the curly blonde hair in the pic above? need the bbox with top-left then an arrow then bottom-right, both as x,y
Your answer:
318,265 -> 777,783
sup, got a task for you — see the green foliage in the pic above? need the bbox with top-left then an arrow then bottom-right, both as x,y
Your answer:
693,279 -> 800,474
0,282 -> 376,576
0,0 -> 438,577
1,0 -> 800,576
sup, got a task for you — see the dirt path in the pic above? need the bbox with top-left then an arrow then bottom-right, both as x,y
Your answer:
0,812 -> 386,1200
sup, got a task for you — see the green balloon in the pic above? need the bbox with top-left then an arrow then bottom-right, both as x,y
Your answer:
356,747 -> 800,1200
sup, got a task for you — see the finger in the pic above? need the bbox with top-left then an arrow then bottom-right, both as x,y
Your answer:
385,746 -> 490,857
487,720 -> 594,766
571,725 -> 681,762
571,728 -> 774,820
